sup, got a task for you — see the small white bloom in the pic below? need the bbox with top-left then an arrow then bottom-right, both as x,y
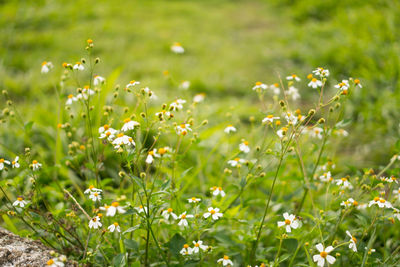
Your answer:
192,240 -> 208,253
180,80 -> 190,90
170,99 -> 186,111
126,80 -> 140,88
286,74 -> 301,82
277,213 -> 300,233
312,67 -> 330,78
171,42 -> 185,54
89,216 -> 102,229
89,191 -> 102,202
224,125 -> 237,134
106,201 -> 126,217
135,205 -> 148,214
210,186 -> 226,197
308,78 -> 323,88
193,93 -> 206,103
32,160 -> 42,171
93,75 -> 106,86
146,149 -> 160,164
368,197 -> 392,208
262,115 -> 280,124
121,118 -> 140,132
204,207 -> 223,220
380,176 -> 398,184
108,222 -> 121,233
13,196 -> 28,208
112,133 -> 135,149
286,86 -> 300,100
180,244 -> 193,256
73,62 -> 84,71
11,156 -> 20,168
277,127 -> 288,139
76,86 -> 95,100
0,158 -> 11,170
84,185 -> 103,194
177,212 -> 194,227
335,129 -> 349,137
188,197 -> 201,203
176,123 -> 192,136
252,81 -> 268,91
313,243 -> 335,267
162,208 -> 178,221
41,61 -> 53,74
99,128 -> 118,141
46,258 -> 64,267
340,198 -> 358,208
285,112 -> 298,125
346,230 -> 357,252
217,255 -> 233,266
269,83 -> 280,95
319,172 -> 332,183
65,94 -> 77,105
334,80 -> 350,91
239,141 -> 250,153
309,127 -> 323,139
227,158 -> 246,167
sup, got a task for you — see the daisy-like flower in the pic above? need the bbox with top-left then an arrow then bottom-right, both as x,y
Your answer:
239,141 -> 250,153
99,128 -> 118,141
192,240 -> 208,253
188,197 -> 201,203
319,171 -> 333,183
335,129 -> 349,137
135,205 -> 148,214
393,188 -> 400,199
112,133 -> 135,149
93,75 -> 106,86
308,78 -> 323,88
46,258 -> 64,267
252,81 -> 268,91
162,208 -> 178,221
143,87 -> 156,99
312,67 -> 330,78
210,186 -> 226,197
262,115 -> 280,124
155,110 -> 173,121
285,112 -> 298,125
170,99 -> 186,111
178,212 -> 194,227
354,79 -> 362,88
11,156 -> 20,168
335,177 -> 353,189
106,201 -> 126,217
309,127 -> 323,139
65,94 -> 77,105
227,158 -> 246,167
89,216 -> 102,229
313,243 -> 335,267
108,222 -> 121,233
380,176 -> 398,184
393,208 -> 400,221
41,61 -> 53,74
89,191 -> 102,202
217,255 -> 233,266
368,197 -> 392,208
180,244 -> 193,256
277,212 -> 299,233
76,86 -> 95,100
0,158 -> 10,170
180,80 -> 190,90
146,149 -> 160,164
286,74 -> 301,82
204,207 -> 223,220
171,42 -> 185,54
126,80 -> 140,89
224,125 -> 237,134
277,127 -> 288,139
340,198 -> 358,208
121,118 -> 140,132
73,62 -> 84,71
176,123 -> 192,136
84,185 -> 103,194
287,86 -> 300,101
346,230 -> 357,252
334,80 -> 349,91
32,160 -> 42,171
269,83 -> 280,95
13,196 -> 28,207
193,93 -> 206,103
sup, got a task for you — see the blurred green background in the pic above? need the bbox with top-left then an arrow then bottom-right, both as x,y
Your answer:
1,0 -> 400,167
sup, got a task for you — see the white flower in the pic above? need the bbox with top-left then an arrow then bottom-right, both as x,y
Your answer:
204,207 -> 223,220
312,67 -> 330,78
334,80 -> 349,91
277,212 -> 299,233
227,158 -> 245,167
41,61 -> 53,74
239,141 -> 250,153
188,197 -> 201,203
76,86 -> 95,100
13,196 -> 28,208
146,149 -> 160,164
277,127 -> 288,139
192,240 -> 208,253
121,118 -> 140,132
286,74 -> 301,82
340,198 -> 358,208
335,177 -> 353,189
46,258 -> 64,267
368,197 -> 392,208
269,83 -> 280,95
106,201 -> 126,217
126,80 -> 140,88
178,212 -> 194,227
224,125 -> 237,134
262,115 -> 280,124
335,129 -> 349,137
354,79 -> 362,88
112,133 -> 135,149
99,128 -> 118,141
319,172 -> 332,183
65,94 -> 77,105
313,243 -> 335,267
287,86 -> 300,100
393,188 -> 400,199
143,87 -> 156,99
84,185 -> 103,194
135,205 -> 148,214
210,186 -> 226,197
180,80 -> 190,90
380,176 -> 398,184
162,208 -> 178,221
89,191 -> 102,202
180,244 -> 193,256
252,81 -> 268,91
193,93 -> 206,103
285,112 -> 298,125
308,78 -> 323,88
0,158 -> 10,170
309,127 -> 323,139
73,62 -> 84,71
346,230 -> 357,252
93,75 -> 106,86
108,222 -> 121,233
171,42 -> 185,54
11,156 -> 20,168
170,99 -> 186,111
176,123 -> 192,136
217,255 -> 233,266
155,110 -> 173,120
89,216 -> 102,229
32,160 -> 42,171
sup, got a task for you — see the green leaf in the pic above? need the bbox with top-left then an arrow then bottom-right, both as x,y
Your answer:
112,253 -> 125,267
24,121 -> 34,131
124,239 -> 139,251
168,233 -> 186,257
123,225 -> 140,235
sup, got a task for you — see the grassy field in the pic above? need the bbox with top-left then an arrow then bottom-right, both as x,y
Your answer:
1,0 -> 400,266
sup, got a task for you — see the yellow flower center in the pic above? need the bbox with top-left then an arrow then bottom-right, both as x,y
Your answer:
352,236 -> 357,243
379,199 -> 385,203
158,148 -> 166,155
17,197 -> 23,201
89,185 -> 94,189
180,124 -> 186,128
112,202 -> 119,207
42,61 -> 47,66
148,151 -> 154,155
210,210 -> 216,214
0,159 -> 4,163
195,243 -> 200,247
282,127 -> 288,131
117,133 -> 124,138
292,74 -> 297,78
353,201 -> 358,206
273,83 -> 279,87
87,39 -> 93,44
341,178 -> 347,181
47,259 -> 54,265
106,131 -> 111,137
183,244 -> 189,249
124,118 -> 131,123
167,208 -> 173,213
12,161 -> 16,165
234,158 -> 240,161
128,137 -> 133,142
218,187 -> 222,191
103,124 -> 109,130
191,197 -> 197,201
32,160 -> 38,164
92,217 -> 97,222
267,115 -> 274,119
320,251 -> 328,258
130,80 -> 136,84
243,141 -> 249,146
84,85 -> 89,89
354,79 -> 360,84
181,214 -> 187,219
97,213 -> 102,217
114,222 -> 119,226
223,255 -> 229,260
285,219 -> 291,225
312,78 -> 317,82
